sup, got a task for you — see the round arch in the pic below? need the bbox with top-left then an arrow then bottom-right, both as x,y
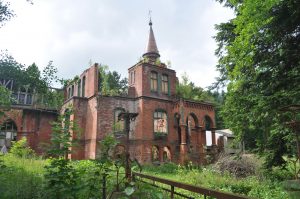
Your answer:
163,146 -> 171,162
203,115 -> 214,130
186,112 -> 199,129
151,145 -> 159,162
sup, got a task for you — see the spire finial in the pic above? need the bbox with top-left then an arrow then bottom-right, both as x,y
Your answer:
143,12 -> 160,60
148,10 -> 152,26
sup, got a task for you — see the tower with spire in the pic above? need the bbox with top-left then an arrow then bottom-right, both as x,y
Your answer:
143,19 -> 160,62
128,19 -> 177,99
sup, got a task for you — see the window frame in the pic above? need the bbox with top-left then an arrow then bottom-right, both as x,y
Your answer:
153,109 -> 168,134
150,71 -> 158,92
161,74 -> 169,94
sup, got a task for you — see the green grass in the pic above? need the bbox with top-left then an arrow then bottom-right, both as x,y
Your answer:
0,155 -> 291,199
0,154 -> 46,199
142,163 -> 289,199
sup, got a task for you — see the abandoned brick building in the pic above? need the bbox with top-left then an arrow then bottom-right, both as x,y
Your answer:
62,20 -> 217,164
0,79 -> 58,153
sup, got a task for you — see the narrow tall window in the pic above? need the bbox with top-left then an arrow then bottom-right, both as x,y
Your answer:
82,76 -> 86,97
162,74 -> 168,94
71,85 -> 74,97
133,71 -> 135,84
150,72 -> 158,92
68,87 -> 71,98
154,110 -> 168,134
77,79 -> 81,97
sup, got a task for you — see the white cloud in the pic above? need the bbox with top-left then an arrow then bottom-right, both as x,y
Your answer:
0,0 -> 234,88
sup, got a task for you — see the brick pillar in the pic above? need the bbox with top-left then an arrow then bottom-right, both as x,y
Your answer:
211,129 -> 216,146
179,124 -> 187,164
196,126 -> 202,153
159,146 -> 164,162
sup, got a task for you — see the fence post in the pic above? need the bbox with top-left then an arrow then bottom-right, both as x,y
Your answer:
171,185 -> 174,199
102,174 -> 107,199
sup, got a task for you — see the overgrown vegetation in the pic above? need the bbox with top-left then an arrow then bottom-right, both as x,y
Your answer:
0,137 -> 293,199
0,53 -> 63,109
143,162 -> 288,199
98,65 -> 128,96
213,0 -> 300,168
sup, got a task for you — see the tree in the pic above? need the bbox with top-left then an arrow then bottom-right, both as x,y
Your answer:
0,1 -> 14,27
0,86 -> 11,118
176,73 -> 214,102
0,0 -> 33,27
48,110 -> 80,159
99,65 -> 128,95
214,0 -> 300,167
0,53 -> 63,108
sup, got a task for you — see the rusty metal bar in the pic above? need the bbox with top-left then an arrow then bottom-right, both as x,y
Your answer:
132,171 -> 251,199
171,185 -> 174,199
138,179 -> 192,198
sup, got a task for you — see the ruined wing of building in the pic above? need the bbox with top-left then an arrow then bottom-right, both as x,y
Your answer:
1,20 -> 224,164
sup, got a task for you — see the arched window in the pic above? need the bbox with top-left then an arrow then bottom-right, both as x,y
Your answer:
152,146 -> 159,162
163,146 -> 171,162
150,71 -> 158,92
154,110 -> 168,134
204,116 -> 213,146
114,108 -> 125,133
204,116 -> 212,130
161,74 -> 168,94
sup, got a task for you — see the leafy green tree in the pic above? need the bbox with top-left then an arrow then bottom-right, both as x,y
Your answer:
48,110 -> 80,159
214,0 -> 300,167
99,65 -> 128,95
0,53 -> 63,108
176,73 -> 214,102
0,1 -> 14,27
0,86 -> 11,116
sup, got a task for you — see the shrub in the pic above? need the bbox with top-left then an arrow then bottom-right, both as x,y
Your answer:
10,137 -> 35,158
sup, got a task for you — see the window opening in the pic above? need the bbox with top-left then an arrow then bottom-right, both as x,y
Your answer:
154,110 -> 168,134
162,74 -> 168,94
150,72 -> 158,91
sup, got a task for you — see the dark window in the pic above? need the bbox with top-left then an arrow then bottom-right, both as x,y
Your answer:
77,79 -> 81,97
82,76 -> 86,97
150,72 -> 158,91
162,74 -> 168,94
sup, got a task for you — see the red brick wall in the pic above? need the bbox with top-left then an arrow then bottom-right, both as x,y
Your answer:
128,62 -> 177,99
0,108 -> 57,154
65,63 -> 99,101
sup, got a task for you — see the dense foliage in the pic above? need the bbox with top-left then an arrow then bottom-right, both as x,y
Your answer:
0,53 -> 63,108
144,162 -> 288,199
99,65 -> 128,96
214,0 -> 300,167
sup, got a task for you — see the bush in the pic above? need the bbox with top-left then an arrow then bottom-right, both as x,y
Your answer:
10,137 -> 35,158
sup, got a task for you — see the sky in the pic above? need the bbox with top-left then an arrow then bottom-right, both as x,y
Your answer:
0,0 -> 233,88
